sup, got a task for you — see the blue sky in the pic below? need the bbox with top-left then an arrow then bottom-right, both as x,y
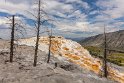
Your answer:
0,0 -> 124,39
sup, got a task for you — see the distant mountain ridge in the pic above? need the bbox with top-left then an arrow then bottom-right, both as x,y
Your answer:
66,37 -> 85,42
80,30 -> 124,50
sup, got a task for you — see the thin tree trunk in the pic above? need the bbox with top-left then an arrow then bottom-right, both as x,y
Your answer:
10,15 -> 15,63
47,29 -> 52,63
33,0 -> 41,67
103,25 -> 108,77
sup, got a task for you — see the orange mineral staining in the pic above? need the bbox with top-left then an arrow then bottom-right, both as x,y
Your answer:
63,47 -> 69,51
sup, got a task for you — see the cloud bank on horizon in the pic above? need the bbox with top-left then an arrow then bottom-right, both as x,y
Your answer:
0,0 -> 124,39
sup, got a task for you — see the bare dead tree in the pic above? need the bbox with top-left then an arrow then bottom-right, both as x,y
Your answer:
9,15 -> 27,62
47,28 -> 52,63
25,0 -> 55,66
33,0 -> 41,67
103,25 -> 108,77
10,15 -> 15,62
5,14 -> 27,63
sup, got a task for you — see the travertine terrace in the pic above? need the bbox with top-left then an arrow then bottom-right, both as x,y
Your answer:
16,36 -> 124,83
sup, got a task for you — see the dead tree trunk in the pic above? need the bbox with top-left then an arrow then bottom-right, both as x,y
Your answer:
33,0 -> 41,67
47,29 -> 52,63
10,15 -> 15,63
103,25 -> 108,77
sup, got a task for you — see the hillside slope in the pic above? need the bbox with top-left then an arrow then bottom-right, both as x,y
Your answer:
80,30 -> 124,50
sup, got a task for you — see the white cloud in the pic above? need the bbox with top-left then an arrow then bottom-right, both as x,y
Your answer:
52,21 -> 91,37
0,17 -> 7,25
66,0 -> 90,9
43,0 -> 74,18
0,16 -> 10,39
0,0 -> 29,15
97,0 -> 124,19
55,21 -> 98,33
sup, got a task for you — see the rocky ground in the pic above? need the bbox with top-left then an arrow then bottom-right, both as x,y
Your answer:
0,39 -> 118,83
